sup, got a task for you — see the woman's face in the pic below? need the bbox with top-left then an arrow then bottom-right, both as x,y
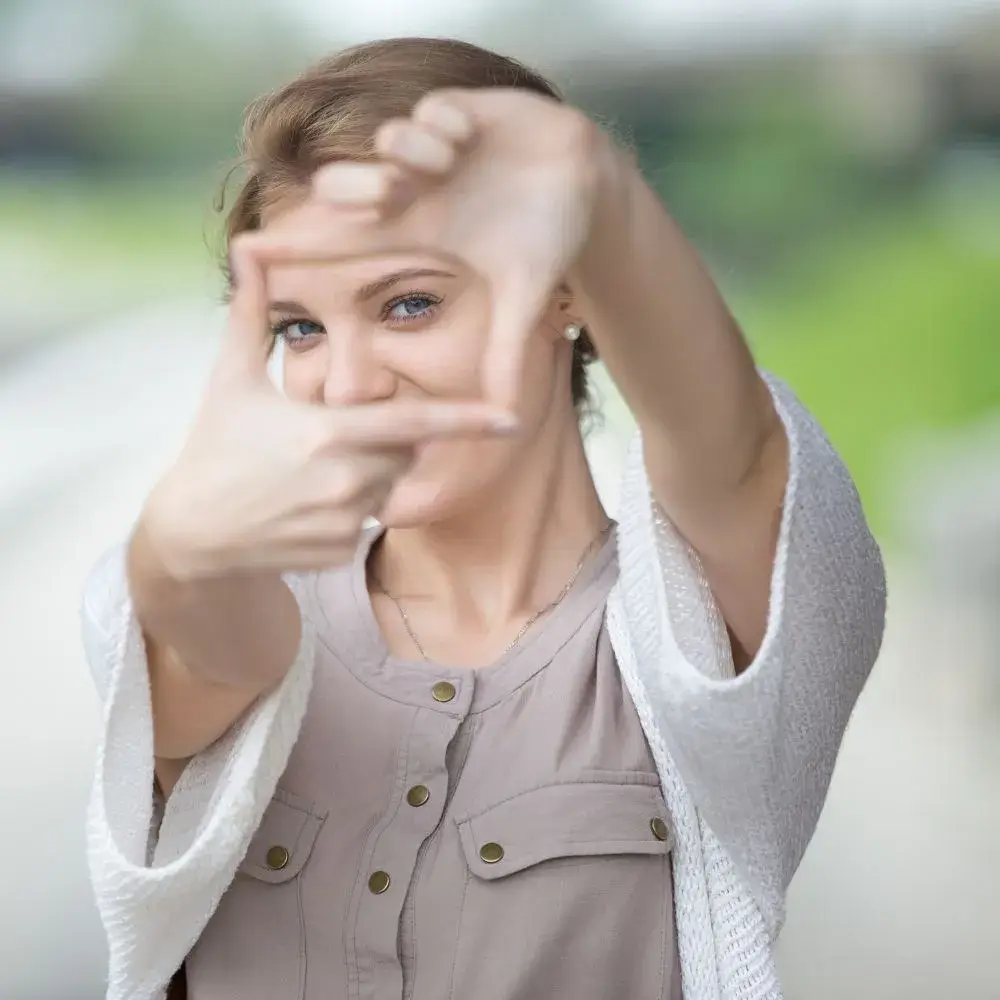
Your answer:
265,236 -> 574,526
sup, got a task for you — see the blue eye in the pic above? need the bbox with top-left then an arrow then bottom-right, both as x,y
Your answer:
384,293 -> 440,324
272,319 -> 324,343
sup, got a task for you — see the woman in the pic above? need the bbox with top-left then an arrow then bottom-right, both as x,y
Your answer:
82,37 -> 886,1000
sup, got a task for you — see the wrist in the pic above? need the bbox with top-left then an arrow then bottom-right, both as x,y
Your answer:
572,124 -> 637,288
127,515 -> 190,607
130,493 -> 217,593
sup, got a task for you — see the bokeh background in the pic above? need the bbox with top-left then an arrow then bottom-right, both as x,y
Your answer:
2,1 -> 999,997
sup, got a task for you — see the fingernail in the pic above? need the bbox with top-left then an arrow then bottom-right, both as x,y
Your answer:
430,103 -> 473,141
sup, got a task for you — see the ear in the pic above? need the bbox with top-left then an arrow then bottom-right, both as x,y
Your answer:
552,281 -> 575,311
540,283 -> 585,343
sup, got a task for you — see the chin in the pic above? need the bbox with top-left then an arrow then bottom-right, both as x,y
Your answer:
379,440 -> 513,528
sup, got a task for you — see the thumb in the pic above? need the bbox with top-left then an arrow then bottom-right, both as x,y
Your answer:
212,235 -> 275,389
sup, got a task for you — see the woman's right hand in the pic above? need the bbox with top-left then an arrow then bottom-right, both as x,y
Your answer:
138,236 -> 516,583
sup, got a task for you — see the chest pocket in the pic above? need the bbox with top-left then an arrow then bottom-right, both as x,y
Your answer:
448,779 -> 678,1000
185,789 -> 327,1000
457,779 -> 672,876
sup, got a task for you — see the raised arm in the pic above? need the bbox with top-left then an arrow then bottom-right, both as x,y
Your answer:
573,135 -> 788,671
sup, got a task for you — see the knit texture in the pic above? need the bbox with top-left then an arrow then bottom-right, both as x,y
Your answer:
81,373 -> 885,1000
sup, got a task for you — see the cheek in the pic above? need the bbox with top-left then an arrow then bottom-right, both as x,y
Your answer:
280,346 -> 328,402
391,294 -> 492,396
396,332 -> 483,396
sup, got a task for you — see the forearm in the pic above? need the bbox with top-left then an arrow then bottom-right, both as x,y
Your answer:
575,137 -> 782,496
575,133 -> 788,666
127,518 -> 301,688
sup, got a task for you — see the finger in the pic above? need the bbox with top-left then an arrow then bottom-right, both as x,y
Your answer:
312,161 -> 425,221
296,451 -> 414,512
320,401 -> 519,450
375,119 -> 457,177
214,235 -> 272,386
484,268 -> 555,409
411,96 -> 476,145
310,161 -> 403,210
239,208 -> 453,270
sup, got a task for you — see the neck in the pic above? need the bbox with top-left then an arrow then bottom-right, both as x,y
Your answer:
375,411 -> 608,631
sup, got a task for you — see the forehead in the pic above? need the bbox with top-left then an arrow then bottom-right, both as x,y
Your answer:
260,196 -> 472,305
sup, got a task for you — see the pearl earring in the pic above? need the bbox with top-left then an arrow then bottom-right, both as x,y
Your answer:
563,323 -> 582,342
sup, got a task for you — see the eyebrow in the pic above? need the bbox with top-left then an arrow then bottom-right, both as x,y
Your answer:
266,267 -> 457,315
267,299 -> 311,315
356,267 -> 456,302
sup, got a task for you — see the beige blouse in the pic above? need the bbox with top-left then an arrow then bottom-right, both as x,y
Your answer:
183,527 -> 683,999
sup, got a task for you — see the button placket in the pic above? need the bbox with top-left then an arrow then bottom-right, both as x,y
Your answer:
355,674 -> 473,999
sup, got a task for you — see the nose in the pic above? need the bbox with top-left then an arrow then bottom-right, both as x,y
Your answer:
323,331 -> 396,406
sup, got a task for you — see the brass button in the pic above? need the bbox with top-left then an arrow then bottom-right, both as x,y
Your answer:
265,845 -> 290,871
368,870 -> 391,895
650,817 -> 670,842
406,784 -> 430,807
431,680 -> 457,703
479,842 -> 504,864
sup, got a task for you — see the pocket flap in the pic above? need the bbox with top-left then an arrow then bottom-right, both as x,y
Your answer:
238,788 -> 327,884
456,781 -> 672,881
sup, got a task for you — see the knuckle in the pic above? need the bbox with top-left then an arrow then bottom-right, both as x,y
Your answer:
412,93 -> 441,117
333,508 -> 367,540
227,233 -> 249,263
376,116 -> 410,140
414,90 -> 465,122
561,106 -> 599,150
303,419 -> 342,460
556,110 -> 603,185
304,541 -> 356,570
229,231 -> 253,254
310,507 -> 364,545
228,231 -> 262,267
390,447 -> 418,474
315,546 -> 355,570
325,465 -> 367,506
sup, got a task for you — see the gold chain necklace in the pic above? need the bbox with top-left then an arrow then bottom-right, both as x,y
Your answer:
374,521 -> 615,662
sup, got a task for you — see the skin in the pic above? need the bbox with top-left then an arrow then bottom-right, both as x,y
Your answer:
131,88 -> 787,797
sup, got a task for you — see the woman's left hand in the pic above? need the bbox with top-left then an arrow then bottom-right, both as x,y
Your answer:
248,89 -> 616,407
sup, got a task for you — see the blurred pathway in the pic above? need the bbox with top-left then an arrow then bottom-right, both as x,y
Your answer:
0,304 -> 997,998
775,565 -> 1000,999
0,302 -> 217,999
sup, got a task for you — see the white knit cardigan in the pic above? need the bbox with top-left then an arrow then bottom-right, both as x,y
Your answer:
81,374 -> 886,1000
